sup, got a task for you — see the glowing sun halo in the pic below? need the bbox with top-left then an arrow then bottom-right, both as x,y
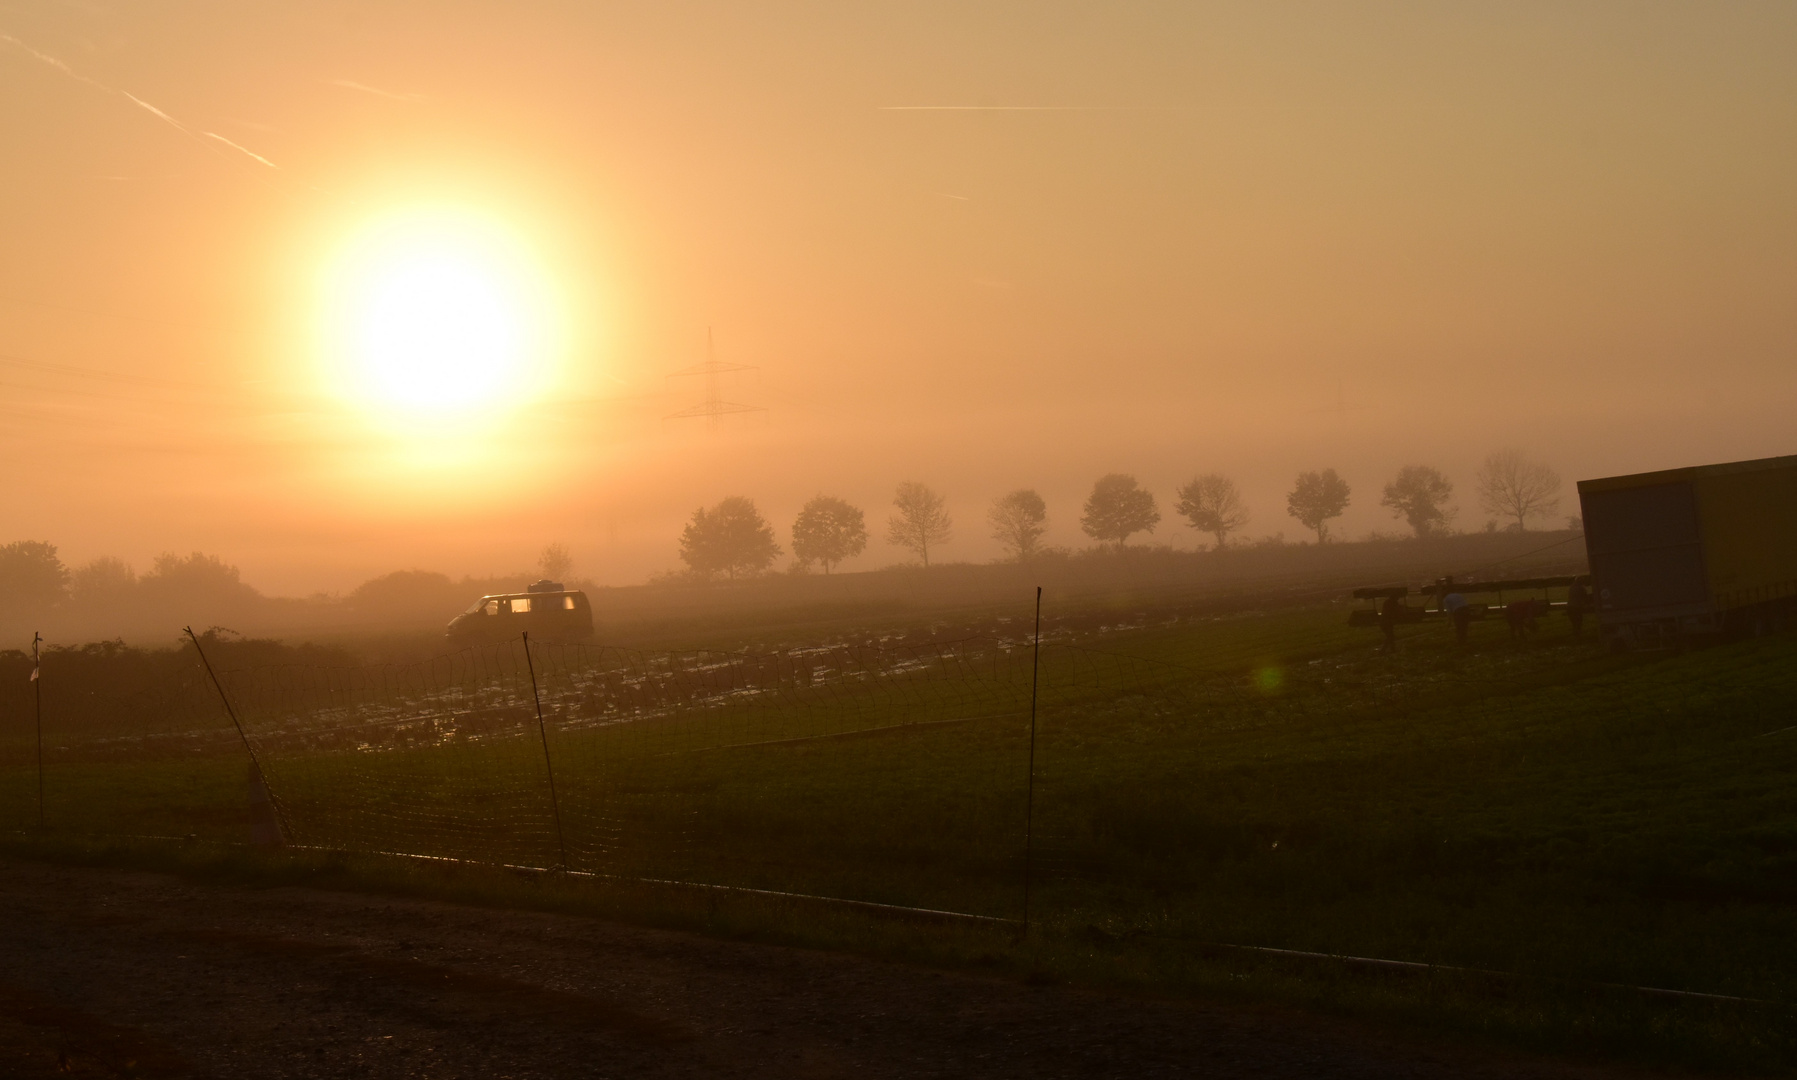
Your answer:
323,209 -> 556,419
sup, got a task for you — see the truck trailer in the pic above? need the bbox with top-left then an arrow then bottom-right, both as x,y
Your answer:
1579,453 -> 1797,648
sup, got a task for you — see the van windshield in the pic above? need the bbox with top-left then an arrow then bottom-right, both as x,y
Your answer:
462,597 -> 492,615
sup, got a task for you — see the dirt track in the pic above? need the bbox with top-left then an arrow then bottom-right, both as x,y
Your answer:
0,859 -> 1644,1079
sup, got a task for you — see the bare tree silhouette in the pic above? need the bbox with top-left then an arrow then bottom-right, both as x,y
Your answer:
538,542 -> 574,580
886,482 -> 953,566
1476,449 -> 1562,531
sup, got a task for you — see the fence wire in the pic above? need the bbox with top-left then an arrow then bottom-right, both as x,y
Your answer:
196,636 -> 1040,913
3,624 -> 1795,947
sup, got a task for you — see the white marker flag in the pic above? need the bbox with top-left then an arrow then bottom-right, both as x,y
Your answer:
30,635 -> 39,682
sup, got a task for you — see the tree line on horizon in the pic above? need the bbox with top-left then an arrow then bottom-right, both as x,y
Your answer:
0,546 -> 555,628
671,448 -> 1568,581
0,548 -> 262,621
0,450 -> 1567,611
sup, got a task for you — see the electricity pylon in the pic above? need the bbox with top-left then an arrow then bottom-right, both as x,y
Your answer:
664,328 -> 765,430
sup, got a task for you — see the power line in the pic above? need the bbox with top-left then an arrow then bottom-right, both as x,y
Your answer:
664,328 -> 766,428
1455,532 -> 1587,581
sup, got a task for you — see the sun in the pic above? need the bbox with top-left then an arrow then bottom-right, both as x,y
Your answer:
321,208 -> 558,419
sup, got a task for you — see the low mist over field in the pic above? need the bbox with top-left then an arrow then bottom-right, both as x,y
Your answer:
0,525 -> 1588,646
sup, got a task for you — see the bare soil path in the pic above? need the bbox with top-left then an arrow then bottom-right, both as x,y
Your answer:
0,859 -> 1645,1079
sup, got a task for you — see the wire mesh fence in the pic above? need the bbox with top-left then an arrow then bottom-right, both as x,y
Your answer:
207,635 -> 1043,915
3,617 -> 1795,967
0,627 -> 1221,915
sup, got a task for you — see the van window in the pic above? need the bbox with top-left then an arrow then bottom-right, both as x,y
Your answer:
562,596 -> 576,610
483,600 -> 500,615
510,597 -> 532,613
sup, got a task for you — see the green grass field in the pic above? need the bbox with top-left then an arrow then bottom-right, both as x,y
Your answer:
6,602 -> 1796,1070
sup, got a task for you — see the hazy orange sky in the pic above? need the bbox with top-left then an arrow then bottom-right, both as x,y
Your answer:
4,2 -> 1795,593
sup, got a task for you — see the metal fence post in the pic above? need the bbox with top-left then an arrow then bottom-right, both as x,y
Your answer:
186,626 -> 287,845
522,631 -> 570,870
1022,587 -> 1042,933
32,632 -> 43,829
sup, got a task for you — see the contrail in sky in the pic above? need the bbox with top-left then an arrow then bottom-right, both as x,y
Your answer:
1,31 -> 279,168
0,31 -> 89,81
204,131 -> 277,168
121,90 -> 193,134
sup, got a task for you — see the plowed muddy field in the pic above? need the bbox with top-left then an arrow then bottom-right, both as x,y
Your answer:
0,859 -> 1648,1079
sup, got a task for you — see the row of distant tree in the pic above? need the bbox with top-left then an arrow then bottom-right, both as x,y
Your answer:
0,546 -> 258,615
0,543 -> 563,625
0,544 -> 565,630
673,449 -> 1566,580
0,452 -> 1566,607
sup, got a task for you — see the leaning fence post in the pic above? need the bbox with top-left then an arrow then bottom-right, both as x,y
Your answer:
1022,587 -> 1042,933
247,761 -> 282,847
186,626 -> 286,845
521,631 -> 570,870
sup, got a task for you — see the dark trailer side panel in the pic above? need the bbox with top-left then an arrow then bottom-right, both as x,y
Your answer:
1580,481 -> 1708,618
1578,452 -> 1797,647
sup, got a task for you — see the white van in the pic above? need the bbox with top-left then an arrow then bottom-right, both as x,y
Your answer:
446,579 -> 594,642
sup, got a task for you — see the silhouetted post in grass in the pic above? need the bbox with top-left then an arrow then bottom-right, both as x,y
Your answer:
186,625 -> 286,845
522,631 -> 569,870
1023,587 -> 1041,932
32,632 -> 42,829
